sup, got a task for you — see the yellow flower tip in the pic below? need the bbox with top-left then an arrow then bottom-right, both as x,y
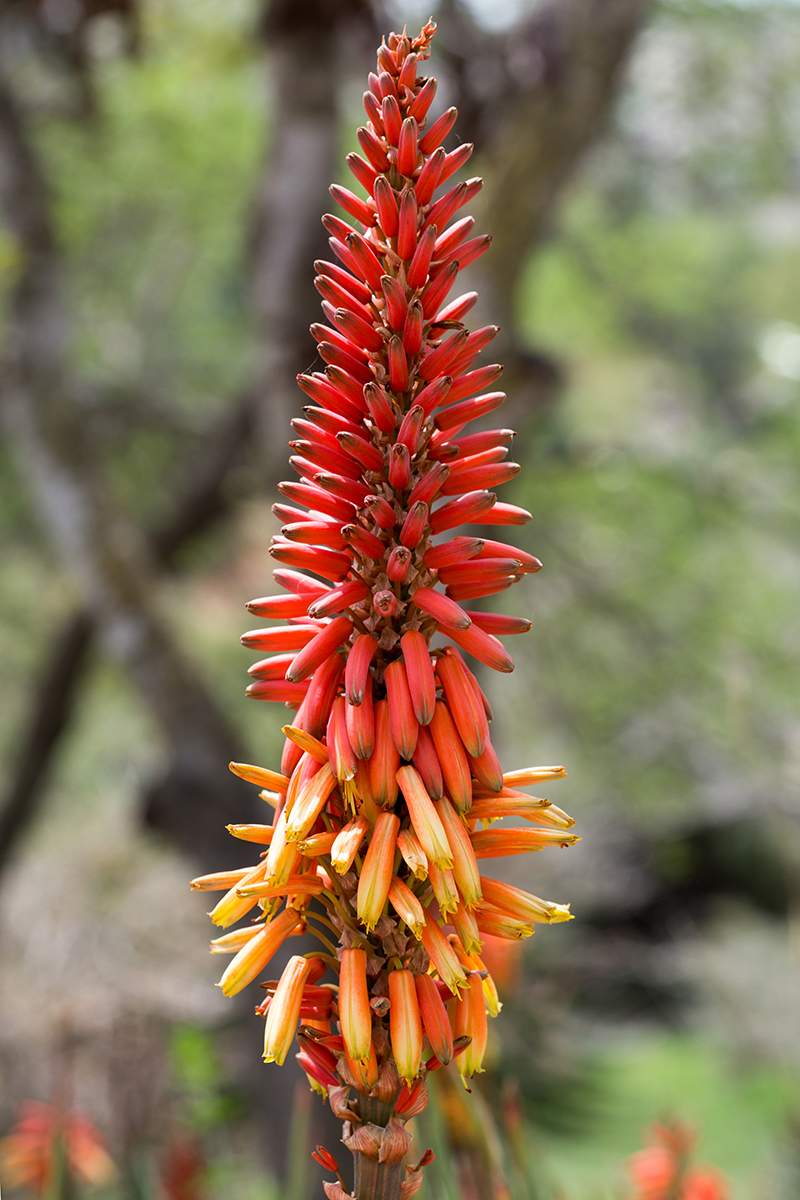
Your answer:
342,776 -> 360,813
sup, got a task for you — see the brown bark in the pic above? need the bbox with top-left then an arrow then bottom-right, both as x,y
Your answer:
0,609 -> 94,873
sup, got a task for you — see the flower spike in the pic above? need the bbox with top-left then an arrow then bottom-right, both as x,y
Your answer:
197,23 -> 577,1197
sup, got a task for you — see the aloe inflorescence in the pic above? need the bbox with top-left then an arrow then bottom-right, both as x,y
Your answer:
192,22 -> 577,1200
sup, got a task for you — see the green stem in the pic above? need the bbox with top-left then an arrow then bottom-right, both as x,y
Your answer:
306,906 -> 341,937
303,919 -> 339,957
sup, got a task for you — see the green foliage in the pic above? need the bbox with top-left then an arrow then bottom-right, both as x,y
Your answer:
34,0 -> 264,525
417,1034 -> 797,1200
169,1024 -> 244,1130
502,0 -> 800,829
545,1033 -> 799,1198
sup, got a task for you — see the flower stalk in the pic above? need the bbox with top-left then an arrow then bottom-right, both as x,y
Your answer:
193,21 -> 578,1200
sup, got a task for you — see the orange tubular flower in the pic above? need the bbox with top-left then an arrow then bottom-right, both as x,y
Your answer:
356,810 -> 400,931
479,877 -> 573,925
196,21 -> 577,1199
263,955 -> 315,1064
331,815 -> 370,875
471,827 -> 580,858
396,765 -> 453,869
388,875 -> 427,935
339,948 -> 373,1065
428,860 -> 460,914
452,902 -> 483,956
415,973 -> 454,1065
397,828 -> 428,880
434,794 -> 483,908
451,939 -> 503,1017
454,971 -> 489,1080
388,970 -> 423,1084
420,918 -> 468,997
217,908 -> 303,997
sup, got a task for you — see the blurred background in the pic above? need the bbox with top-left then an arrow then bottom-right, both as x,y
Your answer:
0,0 -> 799,1197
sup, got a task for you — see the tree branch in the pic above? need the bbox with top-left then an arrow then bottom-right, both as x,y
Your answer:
0,610 -> 94,874
439,0 -> 652,424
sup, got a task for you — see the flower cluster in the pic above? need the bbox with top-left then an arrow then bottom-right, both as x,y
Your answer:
192,22 -> 576,1198
0,1102 -> 116,1195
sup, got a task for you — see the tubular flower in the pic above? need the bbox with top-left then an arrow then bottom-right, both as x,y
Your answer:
195,21 -> 576,1198
263,955 -> 315,1064
388,970 -> 423,1085
454,971 -> 489,1081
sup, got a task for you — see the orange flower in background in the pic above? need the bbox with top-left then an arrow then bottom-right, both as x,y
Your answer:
0,1101 -> 116,1195
192,20 -> 578,1198
627,1122 -> 729,1200
628,1145 -> 678,1197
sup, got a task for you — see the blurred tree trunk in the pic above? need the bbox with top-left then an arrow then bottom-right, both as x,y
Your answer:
0,67 -> 260,869
441,0 -> 652,425
250,0 -> 377,465
0,388 -> 257,875
0,610 -> 93,874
